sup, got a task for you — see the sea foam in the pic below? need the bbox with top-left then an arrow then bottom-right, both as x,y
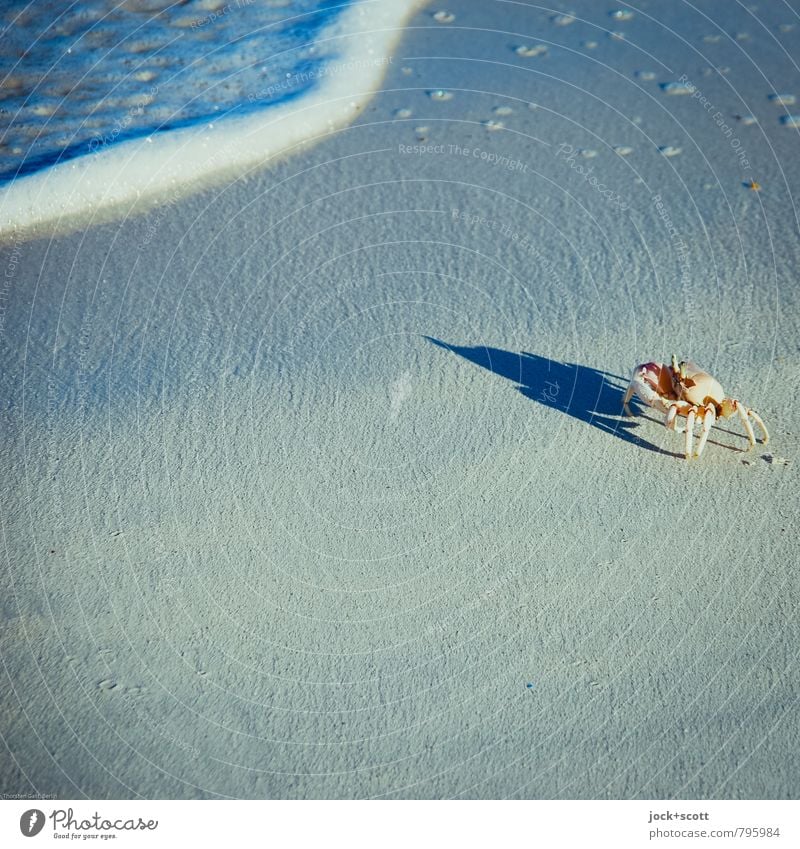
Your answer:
0,0 -> 424,239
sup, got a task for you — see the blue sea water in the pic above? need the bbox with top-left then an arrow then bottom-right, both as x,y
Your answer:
0,0 -> 356,186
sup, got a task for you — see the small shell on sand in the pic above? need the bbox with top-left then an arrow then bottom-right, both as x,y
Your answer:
659,145 -> 682,157
769,93 -> 796,106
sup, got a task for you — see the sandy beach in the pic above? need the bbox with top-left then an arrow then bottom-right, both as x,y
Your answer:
1,0 -> 798,799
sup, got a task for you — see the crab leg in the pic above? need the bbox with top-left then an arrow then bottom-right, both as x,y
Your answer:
622,380 -> 635,416
684,409 -> 696,459
747,408 -> 770,445
734,400 -> 757,448
665,404 -> 683,432
694,405 -> 716,458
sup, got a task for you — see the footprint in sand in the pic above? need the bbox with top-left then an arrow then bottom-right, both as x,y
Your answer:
769,93 -> 796,106
515,44 -> 548,57
661,81 -> 696,95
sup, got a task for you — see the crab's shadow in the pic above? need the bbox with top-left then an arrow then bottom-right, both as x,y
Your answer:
426,338 -> 681,457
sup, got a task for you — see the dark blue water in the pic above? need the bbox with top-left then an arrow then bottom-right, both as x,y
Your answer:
0,0 -> 354,186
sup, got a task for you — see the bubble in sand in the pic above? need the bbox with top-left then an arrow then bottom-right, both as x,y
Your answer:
395,108 -> 413,119
493,105 -> 513,116
614,145 -> 634,156
583,40 -> 598,49
414,125 -> 429,140
661,81 -> 696,95
579,148 -> 597,158
429,89 -> 453,102
659,145 -> 682,157
482,119 -> 505,131
552,13 -> 576,26
433,10 -> 455,23
780,115 -> 800,127
610,9 -> 634,20
769,93 -> 796,106
516,44 -> 548,57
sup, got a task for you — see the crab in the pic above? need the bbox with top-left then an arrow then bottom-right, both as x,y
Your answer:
622,356 -> 769,459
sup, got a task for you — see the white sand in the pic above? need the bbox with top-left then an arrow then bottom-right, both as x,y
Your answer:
2,0 -> 798,799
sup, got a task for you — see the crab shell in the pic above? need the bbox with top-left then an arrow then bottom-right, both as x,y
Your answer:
675,362 -> 736,418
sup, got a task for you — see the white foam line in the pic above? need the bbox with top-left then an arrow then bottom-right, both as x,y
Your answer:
0,0 -> 427,241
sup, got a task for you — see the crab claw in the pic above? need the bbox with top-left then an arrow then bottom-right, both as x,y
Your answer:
640,362 -> 676,398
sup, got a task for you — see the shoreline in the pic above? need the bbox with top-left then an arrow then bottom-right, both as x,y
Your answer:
0,0 -> 427,244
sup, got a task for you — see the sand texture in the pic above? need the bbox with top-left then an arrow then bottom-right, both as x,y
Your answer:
2,1 -> 799,798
